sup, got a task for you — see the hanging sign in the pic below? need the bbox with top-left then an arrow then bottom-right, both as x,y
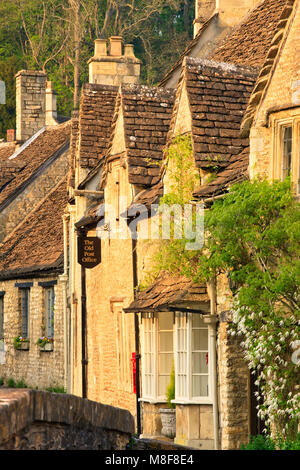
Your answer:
78,236 -> 101,268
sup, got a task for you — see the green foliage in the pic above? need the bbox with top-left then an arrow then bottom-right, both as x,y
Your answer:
0,376 -> 4,386
16,379 -> 27,388
241,433 -> 300,450
6,377 -> 16,388
45,385 -> 66,393
0,56 -> 25,139
36,336 -> 54,348
151,172 -> 300,437
0,1 -> 194,135
13,336 -> 30,349
166,363 -> 175,409
6,377 -> 27,388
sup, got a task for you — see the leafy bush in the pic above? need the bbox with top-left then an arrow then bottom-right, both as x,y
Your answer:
45,385 -> 66,394
6,377 -> 16,388
241,434 -> 300,450
166,364 -> 175,409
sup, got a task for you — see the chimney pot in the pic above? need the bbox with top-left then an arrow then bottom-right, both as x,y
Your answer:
94,39 -> 107,57
109,36 -> 123,56
7,129 -> 15,142
124,44 -> 135,58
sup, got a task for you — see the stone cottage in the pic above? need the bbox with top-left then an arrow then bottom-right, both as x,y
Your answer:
0,70 -> 72,390
63,0 -> 297,451
0,0 -> 298,451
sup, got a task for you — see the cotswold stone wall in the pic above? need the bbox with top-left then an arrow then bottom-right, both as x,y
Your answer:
0,276 -> 65,390
15,71 -> 47,143
0,389 -> 134,450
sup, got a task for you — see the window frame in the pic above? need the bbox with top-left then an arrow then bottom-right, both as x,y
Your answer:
140,312 -> 174,403
19,287 -> 30,339
174,312 -> 212,405
0,293 -> 4,351
140,311 -> 212,405
44,286 -> 55,338
272,112 -> 300,195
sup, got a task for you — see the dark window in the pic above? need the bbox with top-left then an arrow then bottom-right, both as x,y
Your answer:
20,288 -> 30,338
282,126 -> 293,180
45,287 -> 55,338
0,295 -> 4,343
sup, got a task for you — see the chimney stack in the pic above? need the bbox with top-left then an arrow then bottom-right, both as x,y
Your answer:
194,0 -> 260,37
45,81 -> 58,125
15,70 -> 59,143
15,70 -> 47,142
88,37 -> 141,86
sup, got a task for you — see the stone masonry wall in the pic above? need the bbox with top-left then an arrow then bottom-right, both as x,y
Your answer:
0,276 -> 65,390
15,71 -> 47,143
0,389 -> 134,450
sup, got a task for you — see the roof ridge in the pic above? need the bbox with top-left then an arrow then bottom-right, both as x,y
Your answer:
183,56 -> 259,78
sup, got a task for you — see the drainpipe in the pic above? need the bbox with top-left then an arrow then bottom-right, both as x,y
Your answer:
131,236 -> 141,436
204,278 -> 219,450
60,212 -> 70,393
76,227 -> 88,399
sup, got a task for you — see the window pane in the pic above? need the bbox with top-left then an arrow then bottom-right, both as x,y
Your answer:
142,316 -> 155,398
192,375 -> 209,397
0,296 -> 3,340
282,126 -> 292,180
159,331 -> 173,351
159,352 -> 173,374
158,313 -> 173,398
192,329 -> 208,351
45,287 -> 55,338
21,289 -> 29,338
192,352 -> 208,374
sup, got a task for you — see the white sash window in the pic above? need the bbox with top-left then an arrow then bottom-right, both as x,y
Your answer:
141,311 -> 211,404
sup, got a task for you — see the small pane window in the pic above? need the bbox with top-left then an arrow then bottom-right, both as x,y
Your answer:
20,288 -> 30,338
0,295 -> 4,350
45,287 -> 55,338
175,313 -> 210,401
282,126 -> 293,180
158,312 -> 173,397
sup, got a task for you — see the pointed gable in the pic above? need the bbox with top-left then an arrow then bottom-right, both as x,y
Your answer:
241,0 -> 297,135
174,58 -> 257,170
210,0 -> 290,68
100,84 -> 175,190
77,83 -> 118,170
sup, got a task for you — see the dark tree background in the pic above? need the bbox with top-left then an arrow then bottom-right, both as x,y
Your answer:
0,0 -> 194,138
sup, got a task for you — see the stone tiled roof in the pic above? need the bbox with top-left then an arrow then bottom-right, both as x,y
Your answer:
209,0 -> 290,68
124,273 -> 209,313
172,58 -> 256,170
0,122 -> 70,208
240,0 -> 296,136
0,142 -> 22,189
193,147 -> 250,200
0,177 -> 68,279
101,84 -> 175,189
78,83 -> 118,169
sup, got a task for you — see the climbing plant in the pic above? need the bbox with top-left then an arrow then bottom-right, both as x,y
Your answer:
145,134 -> 300,439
